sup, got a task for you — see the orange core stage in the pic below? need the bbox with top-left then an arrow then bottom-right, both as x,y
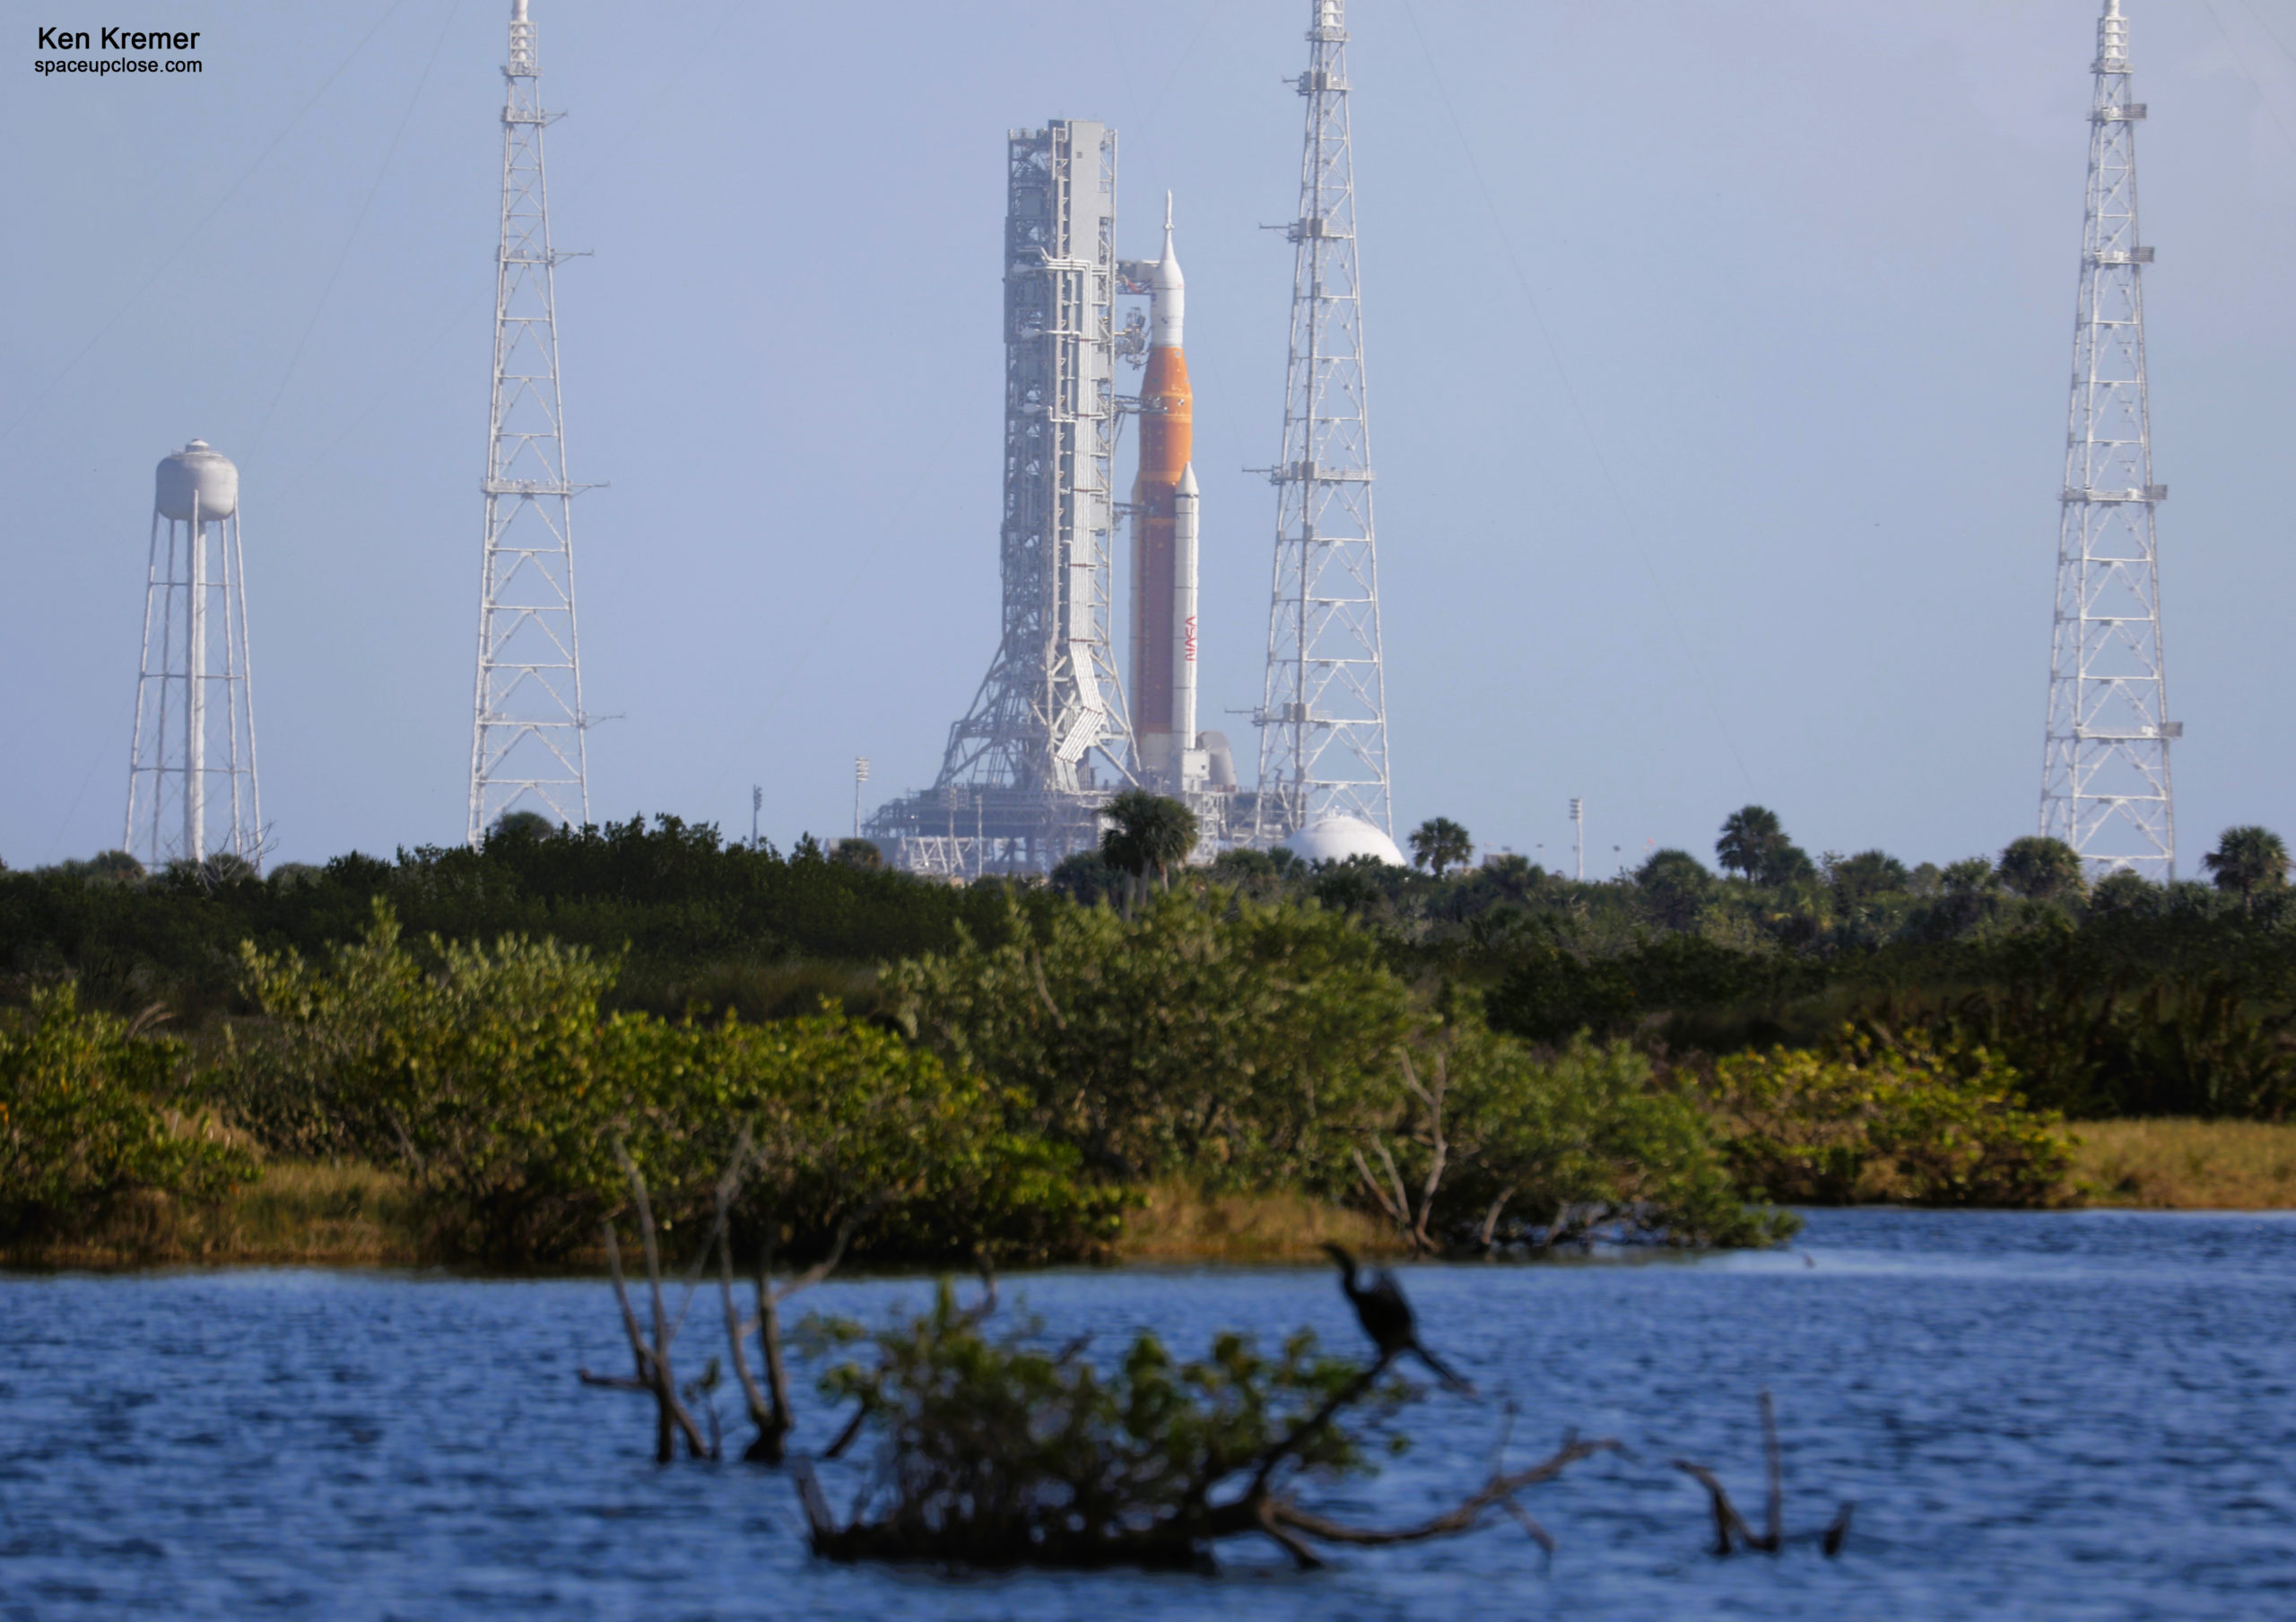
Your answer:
1131,343 -> 1193,773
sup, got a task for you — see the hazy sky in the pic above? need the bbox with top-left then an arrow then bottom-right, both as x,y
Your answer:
5,1 -> 2293,875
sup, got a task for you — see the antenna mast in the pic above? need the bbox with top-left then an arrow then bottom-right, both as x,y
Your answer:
469,0 -> 590,843
2040,0 -> 2177,879
1252,0 -> 1392,844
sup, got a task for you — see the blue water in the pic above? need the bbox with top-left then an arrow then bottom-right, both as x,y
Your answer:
4,1209 -> 2293,1620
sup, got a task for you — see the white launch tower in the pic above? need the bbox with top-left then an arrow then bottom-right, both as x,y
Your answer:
126,439 -> 264,870
868,119 -> 1135,874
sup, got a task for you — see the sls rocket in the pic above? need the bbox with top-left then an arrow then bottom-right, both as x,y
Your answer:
1129,197 -> 1205,788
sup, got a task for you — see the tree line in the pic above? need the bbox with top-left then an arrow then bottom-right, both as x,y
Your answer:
3,802 -> 2292,1259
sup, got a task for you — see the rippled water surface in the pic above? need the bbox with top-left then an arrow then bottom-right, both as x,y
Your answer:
4,1209 -> 2294,1620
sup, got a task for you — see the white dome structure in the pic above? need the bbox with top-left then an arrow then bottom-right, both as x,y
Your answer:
1281,815 -> 1405,867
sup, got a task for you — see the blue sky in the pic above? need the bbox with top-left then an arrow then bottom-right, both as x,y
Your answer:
5,0 -> 2292,875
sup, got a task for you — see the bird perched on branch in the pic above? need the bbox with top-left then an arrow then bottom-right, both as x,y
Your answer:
1319,1242 -> 1475,1395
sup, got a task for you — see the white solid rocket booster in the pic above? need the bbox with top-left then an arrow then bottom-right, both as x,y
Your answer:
1172,462 -> 1200,782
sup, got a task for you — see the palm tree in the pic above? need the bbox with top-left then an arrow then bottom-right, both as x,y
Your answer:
2201,825 -> 2291,914
1635,847 -> 1712,929
1716,805 -> 1813,888
1100,791 -> 1198,902
1715,805 -> 1784,880
1407,817 -> 1474,879
1996,836 -> 2084,902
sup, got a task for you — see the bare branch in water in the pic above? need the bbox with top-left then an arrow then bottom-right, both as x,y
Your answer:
1270,1434 -> 1620,1550
578,1137 -> 716,1463
1761,1388 -> 1784,1550
1672,1390 -> 1851,1558
718,1151 -> 884,1467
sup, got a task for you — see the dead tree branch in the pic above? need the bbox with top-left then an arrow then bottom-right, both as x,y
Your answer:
1761,1387 -> 1784,1550
720,1173 -> 882,1466
1352,1054 -> 1452,1254
1244,1355 -> 1394,1502
578,1137 -> 717,1463
793,1246 -> 1613,1572
1267,1433 -> 1620,1557
1671,1389 -> 1852,1558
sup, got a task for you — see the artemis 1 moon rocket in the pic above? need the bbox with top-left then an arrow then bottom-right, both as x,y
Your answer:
1129,197 -> 1205,788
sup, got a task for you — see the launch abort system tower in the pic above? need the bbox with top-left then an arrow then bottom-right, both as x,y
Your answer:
2039,0 -> 2178,880
1252,0 -> 1394,847
468,0 -> 592,844
869,120 -> 1134,875
126,440 -> 263,871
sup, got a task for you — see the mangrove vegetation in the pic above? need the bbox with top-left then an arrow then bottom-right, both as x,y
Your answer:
4,803 -> 2295,1262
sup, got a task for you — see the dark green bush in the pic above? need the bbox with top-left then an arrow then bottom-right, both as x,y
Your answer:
887,889 -> 1415,1188
1700,1028 -> 2073,1207
0,986 -> 253,1237
234,905 -> 1123,1263
1369,1026 -> 1794,1250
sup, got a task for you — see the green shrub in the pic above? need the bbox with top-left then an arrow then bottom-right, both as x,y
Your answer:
235,904 -> 623,1257
1378,1026 -> 1794,1250
1703,1029 -> 2072,1207
0,985 -> 253,1237
648,1012 -> 1130,1265
803,1279 -> 1411,1566
236,904 -> 1123,1263
888,890 -> 1414,1189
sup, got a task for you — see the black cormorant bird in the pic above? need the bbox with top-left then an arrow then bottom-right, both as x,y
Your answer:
1320,1242 -> 1474,1395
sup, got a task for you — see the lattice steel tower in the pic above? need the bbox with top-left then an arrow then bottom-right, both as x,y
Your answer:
1253,0 -> 1391,844
126,439 -> 263,870
2040,0 -> 2177,880
468,0 -> 590,843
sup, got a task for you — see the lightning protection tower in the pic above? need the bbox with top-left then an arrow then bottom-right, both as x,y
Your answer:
126,439 -> 263,871
469,0 -> 591,844
2039,0 -> 2178,880
870,120 -> 1132,873
1253,0 -> 1392,846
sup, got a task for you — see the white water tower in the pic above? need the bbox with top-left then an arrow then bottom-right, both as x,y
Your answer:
125,439 -> 263,869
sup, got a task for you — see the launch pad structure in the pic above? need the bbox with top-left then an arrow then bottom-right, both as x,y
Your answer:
868,122 -> 1239,877
873,3 -> 1397,879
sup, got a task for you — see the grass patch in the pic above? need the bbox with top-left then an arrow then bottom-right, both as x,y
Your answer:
2,1160 -> 423,1269
17,1126 -> 2288,1271
1115,1180 -> 1396,1263
2071,1119 -> 2296,1210
5,1165 -> 1399,1271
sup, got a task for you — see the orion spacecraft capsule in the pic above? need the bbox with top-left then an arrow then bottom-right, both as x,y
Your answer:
1127,196 -> 1203,787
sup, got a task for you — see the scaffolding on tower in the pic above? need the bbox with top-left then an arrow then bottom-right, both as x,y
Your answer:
1251,0 -> 1393,848
468,0 -> 594,844
2039,0 -> 2178,880
867,120 -> 1136,876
